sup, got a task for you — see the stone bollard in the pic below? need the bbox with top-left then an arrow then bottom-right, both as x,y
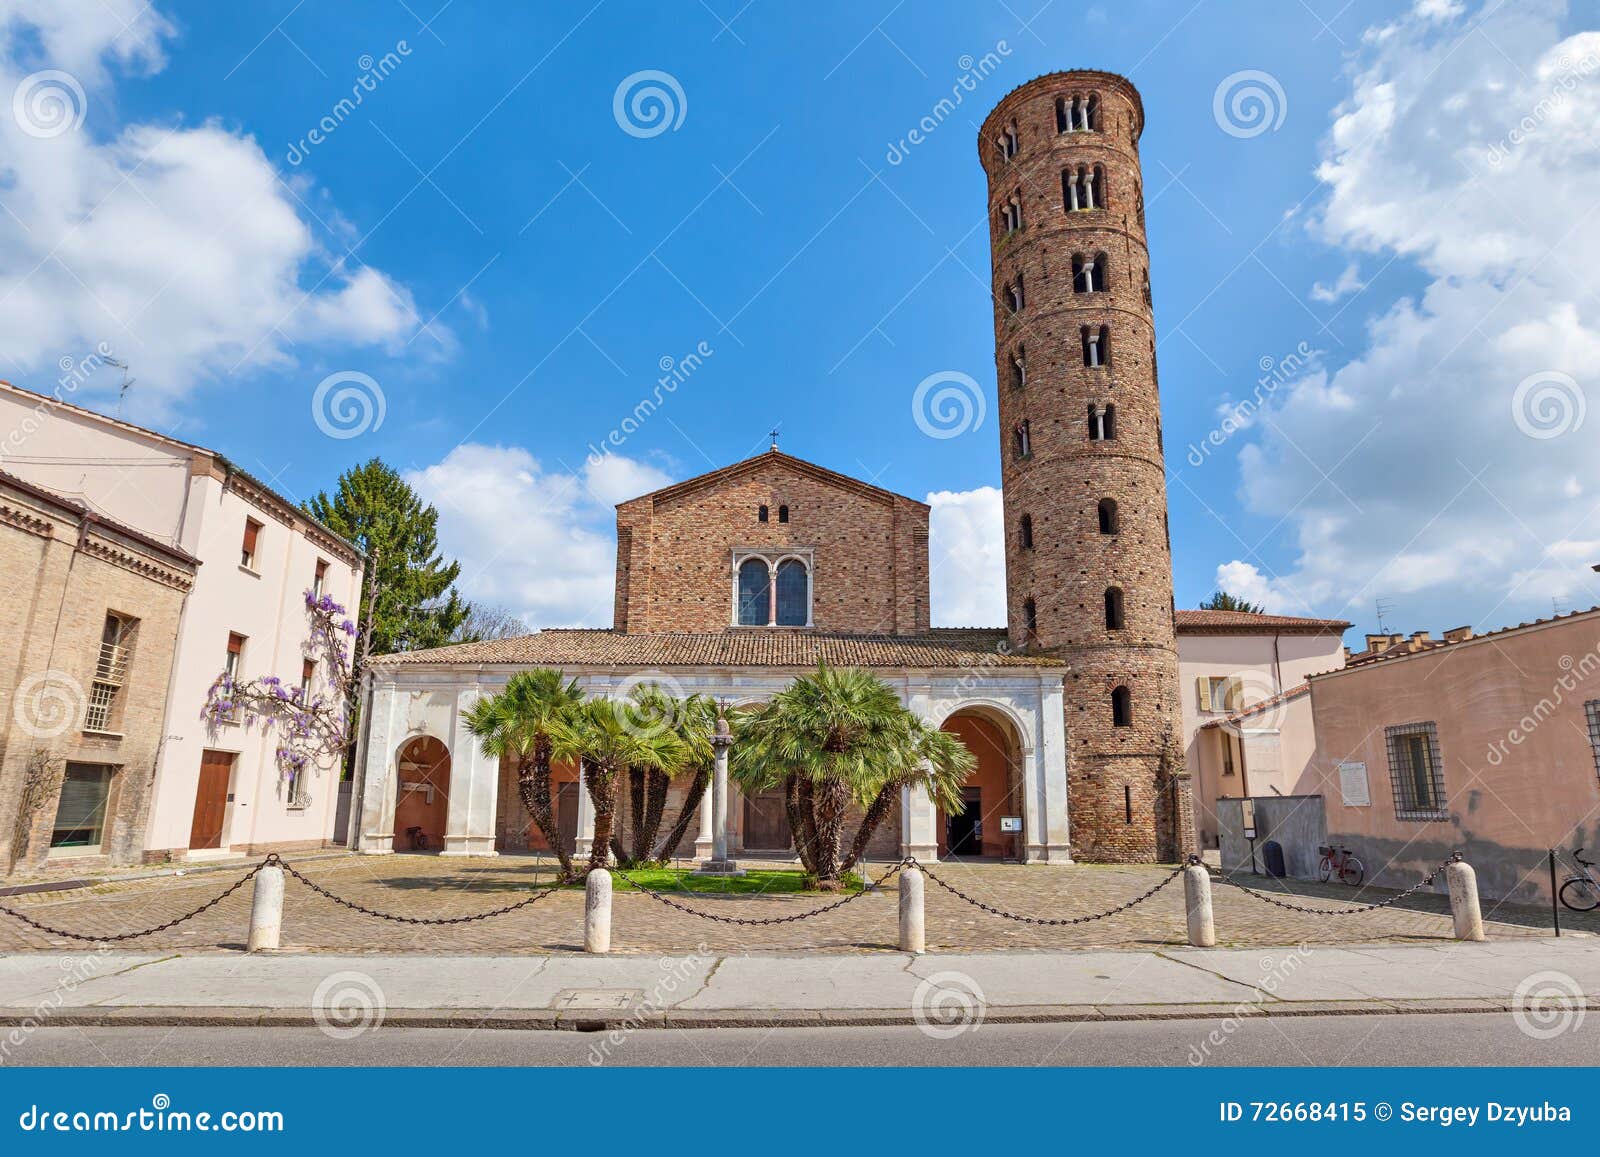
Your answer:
898,868 -> 925,954
1183,858 -> 1216,948
1445,856 -> 1485,942
246,863 -> 285,953
585,869 -> 613,954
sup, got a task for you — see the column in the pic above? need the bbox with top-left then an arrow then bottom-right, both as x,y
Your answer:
442,686 -> 500,857
900,781 -> 939,863
694,782 -> 714,861
1029,674 -> 1073,863
694,706 -> 743,876
574,772 -> 596,860
355,681 -> 401,853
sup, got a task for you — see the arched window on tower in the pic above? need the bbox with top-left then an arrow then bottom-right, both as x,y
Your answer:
1098,498 -> 1119,535
778,504 -> 789,523
1006,273 -> 1025,313
1000,191 -> 1022,233
1023,598 -> 1038,638
1111,685 -> 1133,727
1011,346 -> 1026,390
758,504 -> 769,522
775,559 -> 809,626
997,121 -> 1018,161
1104,587 -> 1126,630
1072,254 -> 1106,294
1142,267 -> 1152,308
1082,325 -> 1109,368
1013,419 -> 1032,459
1085,94 -> 1099,131
1063,165 -> 1104,212
1019,514 -> 1033,549
1088,404 -> 1117,442
737,558 -> 771,626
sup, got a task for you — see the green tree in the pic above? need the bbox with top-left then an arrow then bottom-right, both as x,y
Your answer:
303,458 -> 471,655
461,669 -> 584,880
1199,590 -> 1266,614
550,697 -> 687,873
731,665 -> 975,891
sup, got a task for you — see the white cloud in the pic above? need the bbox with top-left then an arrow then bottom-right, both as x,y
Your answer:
407,444 -> 673,629
0,1 -> 431,415
927,486 -> 1006,627
1309,261 -> 1366,303
1221,0 -> 1600,632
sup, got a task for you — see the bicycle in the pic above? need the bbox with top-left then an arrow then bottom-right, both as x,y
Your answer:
1317,844 -> 1365,887
1558,847 -> 1600,912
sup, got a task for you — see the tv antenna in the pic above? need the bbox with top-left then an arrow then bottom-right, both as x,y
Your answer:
1375,597 -> 1395,634
103,357 -> 135,414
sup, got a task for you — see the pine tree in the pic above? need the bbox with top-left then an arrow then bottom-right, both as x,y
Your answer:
304,458 -> 472,656
1199,590 -> 1266,614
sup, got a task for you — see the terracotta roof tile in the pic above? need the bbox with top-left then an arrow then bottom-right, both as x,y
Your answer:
1175,610 -> 1352,635
372,628 -> 1063,670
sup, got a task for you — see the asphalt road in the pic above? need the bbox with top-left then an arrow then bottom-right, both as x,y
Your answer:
5,1013 -> 1594,1066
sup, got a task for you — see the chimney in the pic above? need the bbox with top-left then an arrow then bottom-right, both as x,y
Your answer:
1366,633 -> 1391,653
1408,630 -> 1432,650
1442,626 -> 1474,644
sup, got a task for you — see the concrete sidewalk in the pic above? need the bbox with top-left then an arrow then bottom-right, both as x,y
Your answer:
1,937 -> 1594,1029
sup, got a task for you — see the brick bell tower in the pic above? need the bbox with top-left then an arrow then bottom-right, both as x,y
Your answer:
979,71 -> 1190,863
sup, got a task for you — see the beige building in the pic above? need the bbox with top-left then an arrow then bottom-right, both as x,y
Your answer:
0,471 -> 196,874
1294,609 -> 1600,904
1174,609 -> 1351,849
0,380 -> 364,862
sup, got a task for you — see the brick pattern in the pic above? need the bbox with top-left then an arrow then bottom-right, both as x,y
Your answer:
0,479 -> 194,875
613,452 -> 930,636
980,72 -> 1184,863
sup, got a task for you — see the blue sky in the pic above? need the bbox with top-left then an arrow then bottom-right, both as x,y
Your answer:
1,0 -> 1596,638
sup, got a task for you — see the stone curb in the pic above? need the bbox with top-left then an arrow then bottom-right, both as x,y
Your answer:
0,997 -> 1546,1031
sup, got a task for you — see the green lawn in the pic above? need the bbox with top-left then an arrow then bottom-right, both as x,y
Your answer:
561,866 -> 865,894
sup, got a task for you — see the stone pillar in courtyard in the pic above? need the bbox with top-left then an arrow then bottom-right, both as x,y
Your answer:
694,701 -> 744,877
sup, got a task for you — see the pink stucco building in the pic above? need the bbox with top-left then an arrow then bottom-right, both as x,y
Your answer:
0,380 -> 364,861
1297,608 -> 1600,903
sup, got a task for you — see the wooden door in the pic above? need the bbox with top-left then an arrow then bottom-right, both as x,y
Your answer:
556,782 -> 578,855
189,751 -> 233,849
742,788 -> 791,851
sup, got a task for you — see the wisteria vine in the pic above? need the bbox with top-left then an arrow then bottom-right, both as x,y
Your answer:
203,591 -> 358,804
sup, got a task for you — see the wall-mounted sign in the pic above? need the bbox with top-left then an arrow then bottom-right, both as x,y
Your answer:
999,816 -> 1022,833
1338,761 -> 1371,808
1240,798 -> 1257,841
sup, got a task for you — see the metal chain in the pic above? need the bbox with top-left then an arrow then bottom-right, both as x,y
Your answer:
1207,854 -> 1459,916
0,861 -> 270,943
276,857 -> 560,925
609,858 -> 910,926
918,860 -> 1186,926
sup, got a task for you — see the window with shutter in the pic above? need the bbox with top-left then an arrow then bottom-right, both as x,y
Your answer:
50,763 -> 114,850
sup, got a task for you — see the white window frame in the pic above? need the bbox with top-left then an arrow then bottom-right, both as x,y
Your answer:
730,548 -> 815,629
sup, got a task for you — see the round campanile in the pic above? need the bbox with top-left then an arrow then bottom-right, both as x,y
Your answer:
979,71 -> 1189,864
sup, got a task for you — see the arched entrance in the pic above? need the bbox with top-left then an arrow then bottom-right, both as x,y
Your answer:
937,709 -> 1025,860
392,736 -> 450,852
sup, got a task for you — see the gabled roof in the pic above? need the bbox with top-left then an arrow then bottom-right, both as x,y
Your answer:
1175,609 -> 1352,636
372,628 -> 1062,670
619,448 -> 927,510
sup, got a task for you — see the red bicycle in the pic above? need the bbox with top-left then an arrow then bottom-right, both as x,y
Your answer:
1317,844 -> 1365,886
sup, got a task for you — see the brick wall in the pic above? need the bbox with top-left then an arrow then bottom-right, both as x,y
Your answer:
613,453 -> 930,636
0,481 -> 193,874
981,71 -> 1185,863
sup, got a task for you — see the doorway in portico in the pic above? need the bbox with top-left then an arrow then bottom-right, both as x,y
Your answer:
392,736 -> 450,852
937,710 -> 1024,860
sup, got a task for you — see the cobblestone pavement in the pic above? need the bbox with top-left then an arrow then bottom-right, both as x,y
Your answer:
0,853 -> 1589,954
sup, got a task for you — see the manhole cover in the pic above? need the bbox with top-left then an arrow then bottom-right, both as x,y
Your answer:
555,988 -> 644,1010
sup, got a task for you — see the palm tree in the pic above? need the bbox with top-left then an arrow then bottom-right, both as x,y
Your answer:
461,668 -> 583,879
551,696 -> 687,873
731,665 -> 973,891
841,719 -> 973,873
